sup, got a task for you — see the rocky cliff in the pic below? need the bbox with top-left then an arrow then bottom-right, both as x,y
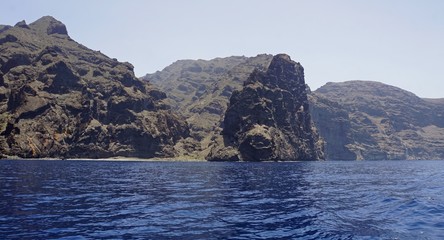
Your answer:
0,16 -> 189,159
311,81 -> 444,160
143,54 -> 273,158
6,16 -> 438,160
206,54 -> 324,161
145,55 -> 444,160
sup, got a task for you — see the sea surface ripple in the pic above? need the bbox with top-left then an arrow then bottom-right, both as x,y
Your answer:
1,160 -> 443,239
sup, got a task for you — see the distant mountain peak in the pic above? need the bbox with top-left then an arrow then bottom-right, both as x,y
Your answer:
29,15 -> 68,35
14,20 -> 30,29
273,53 -> 291,61
247,54 -> 305,91
268,54 -> 293,69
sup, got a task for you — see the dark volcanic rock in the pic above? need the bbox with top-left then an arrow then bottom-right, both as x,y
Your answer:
29,16 -> 68,35
0,16 -> 189,159
14,20 -> 30,29
310,81 -> 444,160
143,53 -> 444,161
143,54 -> 273,158
0,25 -> 12,34
208,54 -> 324,161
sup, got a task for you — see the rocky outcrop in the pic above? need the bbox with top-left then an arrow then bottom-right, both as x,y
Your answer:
310,81 -> 444,160
143,53 -> 444,161
14,20 -> 30,29
207,54 -> 324,161
143,54 -> 273,158
29,16 -> 68,35
144,54 -> 327,161
0,16 -> 189,159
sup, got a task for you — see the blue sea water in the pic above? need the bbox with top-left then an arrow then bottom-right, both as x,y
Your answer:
0,160 -> 443,239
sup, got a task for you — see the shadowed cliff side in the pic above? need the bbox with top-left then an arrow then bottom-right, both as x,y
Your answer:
0,16 -> 189,159
311,81 -> 444,160
207,54 -> 325,161
143,53 -> 444,160
143,54 -> 273,158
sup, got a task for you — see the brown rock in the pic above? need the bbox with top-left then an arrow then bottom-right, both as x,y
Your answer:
310,81 -> 444,160
143,54 -> 273,158
209,54 -> 324,161
0,16 -> 189,159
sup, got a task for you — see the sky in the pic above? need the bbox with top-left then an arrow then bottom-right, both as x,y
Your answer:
2,0 -> 444,98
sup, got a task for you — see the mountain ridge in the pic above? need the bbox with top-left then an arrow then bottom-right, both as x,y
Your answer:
207,54 -> 324,161
0,16 -> 189,159
311,80 -> 444,160
142,54 -> 274,158
2,16 -> 443,160
145,56 -> 444,160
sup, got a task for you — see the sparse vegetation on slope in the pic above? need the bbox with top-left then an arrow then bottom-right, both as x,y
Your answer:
0,16 -> 189,159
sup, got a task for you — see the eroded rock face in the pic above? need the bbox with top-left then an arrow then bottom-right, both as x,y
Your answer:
143,52 -> 444,161
0,16 -> 189,159
142,54 -> 273,158
208,54 -> 324,161
310,81 -> 444,160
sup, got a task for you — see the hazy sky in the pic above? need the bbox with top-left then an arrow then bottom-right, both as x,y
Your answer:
2,0 -> 443,98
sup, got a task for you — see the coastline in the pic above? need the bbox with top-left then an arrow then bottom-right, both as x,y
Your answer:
0,156 -> 207,162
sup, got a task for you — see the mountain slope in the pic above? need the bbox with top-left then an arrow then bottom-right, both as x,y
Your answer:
311,81 -> 444,160
144,54 -> 444,160
208,54 -> 324,161
0,16 -> 189,158
143,54 -> 273,158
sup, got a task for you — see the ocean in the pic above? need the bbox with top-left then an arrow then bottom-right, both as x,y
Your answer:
1,160 -> 443,239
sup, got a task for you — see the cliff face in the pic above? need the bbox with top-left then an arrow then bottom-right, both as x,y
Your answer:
207,54 -> 324,161
311,81 -> 444,160
6,17 -> 443,161
145,53 -> 444,161
143,54 -> 273,158
0,16 -> 189,158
